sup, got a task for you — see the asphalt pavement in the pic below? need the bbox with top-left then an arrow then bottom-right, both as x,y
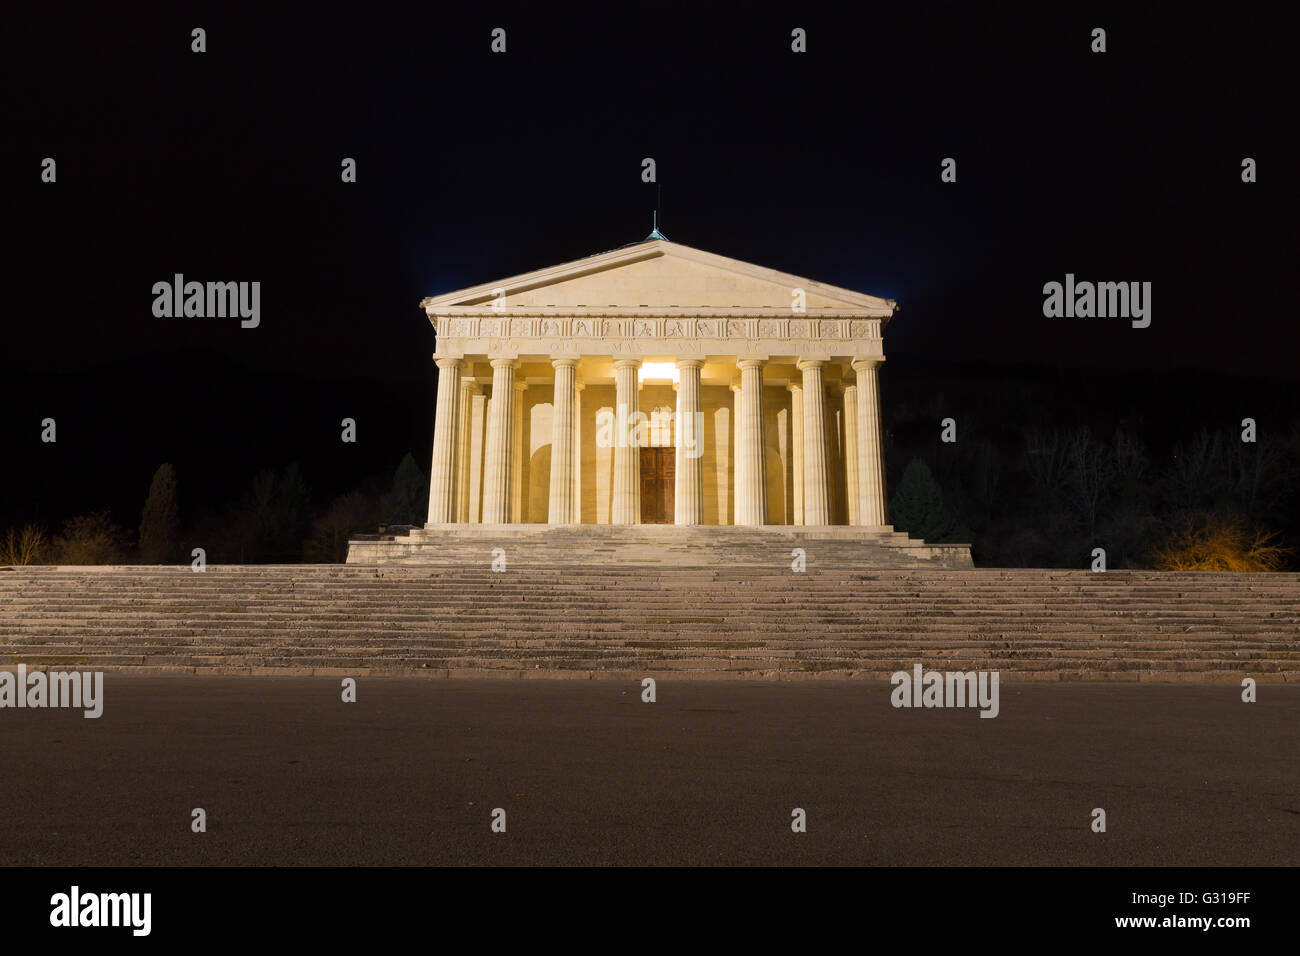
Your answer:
0,677 -> 1295,865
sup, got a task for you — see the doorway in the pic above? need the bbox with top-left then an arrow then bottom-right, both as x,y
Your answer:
640,446 -> 675,524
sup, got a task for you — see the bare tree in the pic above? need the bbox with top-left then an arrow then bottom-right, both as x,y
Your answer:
1062,429 -> 1120,541
1228,436 -> 1293,522
1165,429 -> 1228,512
1024,428 -> 1068,511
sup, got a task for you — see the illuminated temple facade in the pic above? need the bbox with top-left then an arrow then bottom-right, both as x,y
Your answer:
422,237 -> 895,529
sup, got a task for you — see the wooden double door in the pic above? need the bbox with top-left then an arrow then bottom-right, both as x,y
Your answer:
640,446 -> 675,524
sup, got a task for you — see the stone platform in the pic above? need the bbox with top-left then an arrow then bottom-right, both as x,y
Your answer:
345,524 -> 973,569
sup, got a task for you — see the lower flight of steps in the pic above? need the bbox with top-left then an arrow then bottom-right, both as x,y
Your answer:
2,564 -> 1298,681
346,523 -> 974,569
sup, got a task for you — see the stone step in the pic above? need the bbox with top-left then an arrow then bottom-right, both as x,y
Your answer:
2,646 -> 1293,659
3,565 -> 1299,679
9,566 -> 1300,581
3,622 -> 1293,636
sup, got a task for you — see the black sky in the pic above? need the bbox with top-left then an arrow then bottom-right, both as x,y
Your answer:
3,0 -> 1294,530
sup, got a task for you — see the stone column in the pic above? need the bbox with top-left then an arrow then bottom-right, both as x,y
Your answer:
426,358 -> 462,524
674,359 -> 704,525
573,380 -> 584,523
788,382 -> 804,525
852,358 -> 888,526
548,359 -> 578,524
455,377 -> 478,523
612,359 -> 641,524
843,380 -> 861,526
511,380 -> 527,523
736,359 -> 768,525
469,392 -> 487,523
826,383 -> 845,525
798,360 -> 830,525
730,383 -> 743,525
481,359 -> 516,524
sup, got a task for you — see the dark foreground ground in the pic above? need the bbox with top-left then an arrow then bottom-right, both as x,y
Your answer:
0,678 -> 1295,866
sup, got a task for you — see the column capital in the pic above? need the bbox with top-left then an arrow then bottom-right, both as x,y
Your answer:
851,357 -> 885,372
551,357 -> 580,370
514,379 -> 528,392
675,358 -> 706,370
736,357 -> 767,370
787,381 -> 803,393
490,357 -> 519,369
613,358 -> 642,371
796,358 -> 826,372
729,382 -> 742,393
436,357 -> 465,371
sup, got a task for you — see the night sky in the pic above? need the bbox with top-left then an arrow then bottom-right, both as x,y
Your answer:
4,1 -> 1293,532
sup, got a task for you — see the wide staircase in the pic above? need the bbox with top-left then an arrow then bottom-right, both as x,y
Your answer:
1,563 -> 1298,680
346,523 -> 974,569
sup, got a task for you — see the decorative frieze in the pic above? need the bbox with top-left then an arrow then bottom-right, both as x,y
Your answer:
433,312 -> 884,358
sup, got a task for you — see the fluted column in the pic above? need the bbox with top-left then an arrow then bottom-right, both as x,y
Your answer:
612,359 -> 641,524
548,359 -> 578,524
798,360 -> 830,525
455,377 -> 478,523
482,359 -> 517,524
730,383 -> 743,525
470,392 -> 487,523
843,381 -> 860,525
736,359 -> 768,525
788,383 -> 803,525
826,384 -> 846,524
510,380 -> 527,523
573,380 -> 584,522
674,359 -> 704,525
852,358 -> 888,526
426,358 -> 463,523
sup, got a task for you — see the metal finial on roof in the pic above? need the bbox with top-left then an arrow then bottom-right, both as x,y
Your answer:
647,210 -> 667,241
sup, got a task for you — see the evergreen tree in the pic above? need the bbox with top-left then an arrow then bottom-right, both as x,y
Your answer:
262,462 -> 313,560
239,470 -> 278,562
139,463 -> 180,563
385,453 -> 427,526
889,458 -> 958,542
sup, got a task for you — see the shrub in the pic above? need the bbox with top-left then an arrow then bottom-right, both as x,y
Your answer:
305,492 -> 380,563
1151,516 -> 1291,572
52,512 -> 129,565
0,525 -> 48,565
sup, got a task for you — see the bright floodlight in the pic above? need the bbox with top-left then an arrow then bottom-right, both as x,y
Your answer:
638,362 -> 679,383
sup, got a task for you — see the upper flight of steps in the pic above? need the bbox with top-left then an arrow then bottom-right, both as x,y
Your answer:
346,524 -> 974,569
1,564 -> 1298,681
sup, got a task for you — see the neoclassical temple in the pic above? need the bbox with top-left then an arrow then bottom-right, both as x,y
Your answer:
423,236 -> 895,529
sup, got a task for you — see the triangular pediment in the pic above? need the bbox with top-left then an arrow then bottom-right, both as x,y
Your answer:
421,239 -> 896,316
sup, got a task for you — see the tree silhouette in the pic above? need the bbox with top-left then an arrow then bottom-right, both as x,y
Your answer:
261,462 -> 312,561
384,453 -> 427,526
890,458 -> 958,543
139,463 -> 180,563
